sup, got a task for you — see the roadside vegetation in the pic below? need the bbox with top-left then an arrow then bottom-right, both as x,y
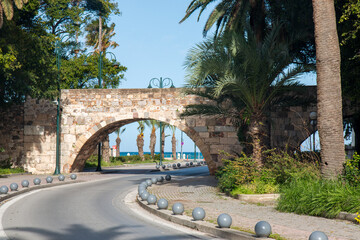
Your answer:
215,151 -> 360,219
84,153 -> 172,168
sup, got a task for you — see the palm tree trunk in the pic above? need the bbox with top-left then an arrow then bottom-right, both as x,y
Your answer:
115,137 -> 121,157
137,135 -> 145,161
161,131 -> 165,159
312,0 -> 345,178
172,133 -> 176,160
102,135 -> 110,163
150,127 -> 156,158
248,114 -> 264,166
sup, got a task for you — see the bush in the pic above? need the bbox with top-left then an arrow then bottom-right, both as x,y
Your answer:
215,150 -> 321,194
263,150 -> 320,184
343,152 -> 360,186
277,178 -> 360,218
215,153 -> 259,193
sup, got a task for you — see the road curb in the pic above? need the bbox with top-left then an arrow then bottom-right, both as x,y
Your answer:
0,180 -> 83,203
136,195 -> 257,240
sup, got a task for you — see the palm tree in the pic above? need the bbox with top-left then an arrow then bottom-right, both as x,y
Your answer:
137,121 -> 145,161
182,26 -> 312,166
102,135 -> 110,163
158,122 -> 170,160
145,120 -> 157,159
114,127 -> 126,157
169,125 -> 177,160
180,0 -> 265,40
0,0 -> 28,28
180,0 -> 315,62
312,0 -> 345,178
85,19 -> 118,53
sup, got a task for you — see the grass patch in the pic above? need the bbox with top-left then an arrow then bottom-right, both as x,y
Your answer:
277,178 -> 360,218
84,154 -> 175,168
230,180 -> 279,195
0,167 -> 25,175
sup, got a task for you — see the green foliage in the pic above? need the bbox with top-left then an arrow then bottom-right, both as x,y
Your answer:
85,154 -> 160,168
215,150 -> 321,194
277,179 -> 360,218
263,150 -> 320,184
343,152 -> 360,186
0,167 -> 25,175
215,153 -> 258,193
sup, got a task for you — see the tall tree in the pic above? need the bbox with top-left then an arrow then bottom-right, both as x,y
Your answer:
0,0 -> 28,28
102,135 -> 110,163
180,0 -> 315,63
182,27 -> 312,165
137,121 -> 145,161
114,127 -> 125,157
169,125 -> 177,160
312,0 -> 345,178
145,120 -> 157,159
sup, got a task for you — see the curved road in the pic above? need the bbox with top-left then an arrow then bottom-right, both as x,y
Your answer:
1,166 -> 212,240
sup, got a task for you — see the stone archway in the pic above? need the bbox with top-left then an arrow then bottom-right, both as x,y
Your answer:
69,117 -> 211,173
58,88 -> 243,175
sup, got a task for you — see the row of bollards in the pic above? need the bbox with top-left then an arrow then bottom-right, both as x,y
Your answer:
155,161 -> 207,170
0,174 -> 77,195
138,174 -> 329,240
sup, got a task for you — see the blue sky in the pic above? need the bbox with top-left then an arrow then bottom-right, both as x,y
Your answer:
105,0 -> 317,153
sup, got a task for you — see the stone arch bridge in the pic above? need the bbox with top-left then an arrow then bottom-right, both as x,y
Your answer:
1,87 -> 319,174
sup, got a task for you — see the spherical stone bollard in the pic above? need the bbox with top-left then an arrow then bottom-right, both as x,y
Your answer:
58,174 -> 65,181
139,183 -> 147,189
197,162 -> 201,166
162,165 -> 166,170
147,194 -> 157,205
177,163 -> 181,168
151,177 -> 158,184
309,231 -> 329,240
140,191 -> 150,201
217,213 -> 232,228
155,164 -> 160,170
165,174 -> 171,181
138,188 -> 146,195
167,164 -> 171,168
46,176 -> 53,183
192,207 -> 206,221
10,183 -> 18,191
172,202 -> 184,215
146,179 -> 152,186
186,162 -> 190,167
0,186 -> 9,194
140,181 -> 148,187
33,178 -> 41,185
172,163 -> 177,168
157,198 -> 168,210
158,176 -> 164,183
190,162 -> 193,166
21,180 -> 29,188
255,221 -> 272,238
70,173 -> 77,180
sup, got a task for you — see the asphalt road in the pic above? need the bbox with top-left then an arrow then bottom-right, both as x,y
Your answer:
1,166 -> 212,240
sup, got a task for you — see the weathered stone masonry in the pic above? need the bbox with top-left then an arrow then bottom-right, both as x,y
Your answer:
0,87 -> 320,174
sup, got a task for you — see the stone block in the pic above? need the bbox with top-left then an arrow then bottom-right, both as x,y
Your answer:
193,126 -> 208,132
24,126 -> 44,136
215,126 -> 236,132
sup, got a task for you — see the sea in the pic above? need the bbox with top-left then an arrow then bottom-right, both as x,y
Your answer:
119,152 -> 203,160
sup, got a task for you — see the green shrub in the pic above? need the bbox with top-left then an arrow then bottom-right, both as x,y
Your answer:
215,153 -> 259,193
343,152 -> 360,186
0,167 -> 25,175
277,178 -> 360,218
263,150 -> 320,184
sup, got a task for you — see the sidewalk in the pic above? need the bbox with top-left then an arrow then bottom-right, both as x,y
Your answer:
147,175 -> 360,240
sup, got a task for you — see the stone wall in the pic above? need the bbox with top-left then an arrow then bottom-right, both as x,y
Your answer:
60,88 -> 242,174
23,98 -> 57,173
0,104 -> 25,167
